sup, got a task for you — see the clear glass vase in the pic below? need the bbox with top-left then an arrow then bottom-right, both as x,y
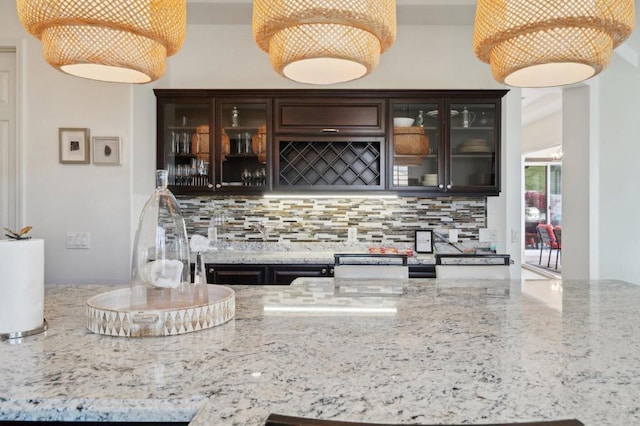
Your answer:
130,170 -> 191,309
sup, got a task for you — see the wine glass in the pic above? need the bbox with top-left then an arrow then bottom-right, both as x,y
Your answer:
241,169 -> 252,186
255,168 -> 266,186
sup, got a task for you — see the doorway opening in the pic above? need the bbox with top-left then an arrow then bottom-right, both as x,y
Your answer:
523,160 -> 562,275
0,47 -> 18,232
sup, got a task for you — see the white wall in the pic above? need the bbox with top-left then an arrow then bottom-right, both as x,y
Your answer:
1,8 -> 524,284
1,3 -> 132,284
597,54 -> 640,284
562,86 -> 592,280
487,88 -> 522,279
164,25 -> 502,90
522,113 -> 562,154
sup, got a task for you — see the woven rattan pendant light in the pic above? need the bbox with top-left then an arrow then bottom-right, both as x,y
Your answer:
473,0 -> 635,87
16,0 -> 186,84
252,0 -> 396,85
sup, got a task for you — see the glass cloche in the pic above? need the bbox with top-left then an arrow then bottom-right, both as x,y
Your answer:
130,170 -> 195,309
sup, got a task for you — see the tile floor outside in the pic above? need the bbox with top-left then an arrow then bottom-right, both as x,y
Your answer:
522,248 -> 561,280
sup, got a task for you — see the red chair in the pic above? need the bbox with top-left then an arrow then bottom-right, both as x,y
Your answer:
553,226 -> 562,269
536,224 -> 558,268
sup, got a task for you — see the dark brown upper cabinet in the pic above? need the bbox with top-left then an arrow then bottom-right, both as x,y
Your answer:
155,89 -> 507,196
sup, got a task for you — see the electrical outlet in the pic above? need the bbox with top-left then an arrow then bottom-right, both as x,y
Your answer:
79,232 -> 90,249
66,232 -> 77,249
66,232 -> 90,249
479,228 -> 498,242
347,227 -> 358,242
449,229 -> 458,243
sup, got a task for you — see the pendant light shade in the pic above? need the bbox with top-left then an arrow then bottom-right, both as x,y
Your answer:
252,0 -> 397,85
17,0 -> 186,84
473,0 -> 635,88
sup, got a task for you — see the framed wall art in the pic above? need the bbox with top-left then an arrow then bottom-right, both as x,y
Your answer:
415,230 -> 433,253
59,128 -> 90,164
92,136 -> 121,165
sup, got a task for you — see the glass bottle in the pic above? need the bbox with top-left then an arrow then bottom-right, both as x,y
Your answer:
231,106 -> 239,127
130,170 -> 191,309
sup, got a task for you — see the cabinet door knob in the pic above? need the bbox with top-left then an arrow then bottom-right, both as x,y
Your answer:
321,268 -> 327,274
208,184 -> 214,189
447,183 -> 452,189
439,184 -> 444,189
321,128 -> 340,133
215,183 -> 221,189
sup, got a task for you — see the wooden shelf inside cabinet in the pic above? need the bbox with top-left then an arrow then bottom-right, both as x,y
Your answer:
224,154 -> 259,159
451,153 -> 494,158
223,126 -> 259,136
170,153 -> 198,159
452,126 -> 494,130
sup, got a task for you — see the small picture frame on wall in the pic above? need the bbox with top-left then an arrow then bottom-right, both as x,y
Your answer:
415,230 -> 433,253
59,128 -> 90,164
92,136 -> 121,165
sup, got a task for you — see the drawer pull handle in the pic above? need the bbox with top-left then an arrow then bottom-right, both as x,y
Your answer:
322,128 -> 339,133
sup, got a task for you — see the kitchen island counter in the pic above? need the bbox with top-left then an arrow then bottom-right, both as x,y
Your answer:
1,279 -> 639,425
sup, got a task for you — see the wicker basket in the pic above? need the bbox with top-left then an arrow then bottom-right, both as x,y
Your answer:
191,125 -> 210,161
394,127 -> 429,155
394,155 -> 424,167
252,125 -> 267,164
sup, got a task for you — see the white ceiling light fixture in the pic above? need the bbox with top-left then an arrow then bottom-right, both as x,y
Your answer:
473,0 -> 635,88
16,0 -> 187,84
252,0 -> 397,85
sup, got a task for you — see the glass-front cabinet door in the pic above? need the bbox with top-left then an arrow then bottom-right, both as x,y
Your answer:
390,95 -> 502,195
158,98 -> 213,193
215,99 -> 270,192
447,100 -> 500,193
389,99 -> 441,191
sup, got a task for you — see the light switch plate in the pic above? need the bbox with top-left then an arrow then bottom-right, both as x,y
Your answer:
66,232 -> 90,249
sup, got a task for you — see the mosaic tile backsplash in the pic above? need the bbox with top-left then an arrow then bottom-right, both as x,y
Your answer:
178,195 -> 486,245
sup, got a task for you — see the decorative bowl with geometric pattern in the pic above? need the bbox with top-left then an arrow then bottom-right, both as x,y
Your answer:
86,285 -> 235,337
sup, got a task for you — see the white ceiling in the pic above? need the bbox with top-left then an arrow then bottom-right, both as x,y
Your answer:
185,0 -> 640,56
187,0 -> 476,25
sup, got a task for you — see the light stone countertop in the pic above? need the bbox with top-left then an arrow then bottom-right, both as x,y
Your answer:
202,250 -> 437,265
199,242 -> 438,265
2,279 -> 639,425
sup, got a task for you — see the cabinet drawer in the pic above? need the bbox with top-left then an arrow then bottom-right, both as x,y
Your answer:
206,265 -> 268,284
275,98 -> 385,134
270,264 -> 333,285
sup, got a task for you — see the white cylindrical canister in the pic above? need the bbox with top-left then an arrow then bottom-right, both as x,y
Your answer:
0,239 -> 45,335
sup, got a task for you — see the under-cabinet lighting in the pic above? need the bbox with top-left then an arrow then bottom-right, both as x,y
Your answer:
264,305 -> 397,315
264,193 -> 398,199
